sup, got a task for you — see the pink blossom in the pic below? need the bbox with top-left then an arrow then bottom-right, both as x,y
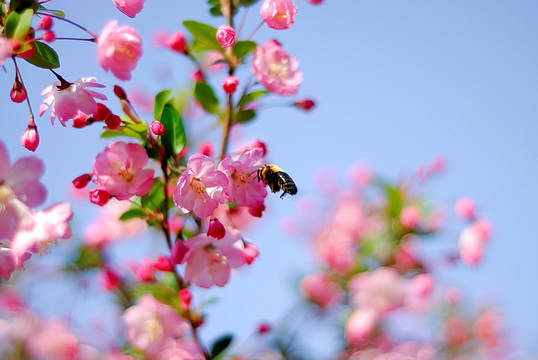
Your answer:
260,0 -> 298,30
93,141 -> 155,200
207,218 -> 226,239
344,309 -> 378,347
151,120 -> 165,136
316,228 -> 356,275
165,31 -> 187,53
443,316 -> 469,346
130,257 -> 156,282
222,75 -> 239,94
123,295 -> 191,356
25,320 -> 83,359
410,273 -> 434,298
112,0 -> 146,18
0,247 -> 31,281
455,197 -> 476,219
218,148 -> 267,210
300,272 -> 343,309
89,188 -> 111,206
184,228 -> 247,288
171,239 -> 191,264
39,77 -> 107,126
400,205 -> 421,228
173,154 -> 229,218
20,123 -> 39,152
97,20 -> 143,81
155,339 -> 205,360
0,36 -> 12,66
252,40 -> 302,96
216,25 -> 236,47
458,220 -> 492,265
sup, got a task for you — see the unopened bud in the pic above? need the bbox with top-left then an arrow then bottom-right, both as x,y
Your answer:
72,173 -> 93,189
216,25 -> 236,48
89,189 -> 110,206
39,15 -> 53,30
20,123 -> 39,152
42,31 -> 55,42
151,120 -> 165,136
222,75 -> 239,94
10,79 -> 27,103
166,31 -> 187,53
113,85 -> 128,100
207,218 -> 226,239
294,98 -> 315,111
105,113 -> 121,130
243,243 -> 259,264
72,111 -> 91,128
198,141 -> 214,156
179,288 -> 192,311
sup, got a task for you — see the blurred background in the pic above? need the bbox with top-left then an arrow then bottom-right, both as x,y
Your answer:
2,0 -> 538,357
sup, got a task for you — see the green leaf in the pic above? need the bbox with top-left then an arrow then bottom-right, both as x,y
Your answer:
238,90 -> 268,108
154,89 -> 172,121
183,20 -> 222,52
37,5 -> 65,17
141,177 -> 165,212
23,41 -> 60,69
238,0 -> 261,5
210,335 -> 233,359
235,109 -> 256,124
5,8 -> 33,40
194,82 -> 220,115
119,208 -> 147,221
66,245 -> 104,271
233,40 -> 257,59
9,0 -> 39,12
161,103 -> 187,158
132,283 -> 179,308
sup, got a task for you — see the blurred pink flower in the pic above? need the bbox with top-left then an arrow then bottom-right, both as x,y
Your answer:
216,25 -> 236,47
155,339 -> 205,360
443,316 -> 469,347
218,148 -> 267,210
252,40 -> 302,96
455,197 -> 477,220
260,0 -> 298,30
410,273 -> 434,298
222,75 -> 239,94
0,247 -> 31,280
166,31 -> 188,53
0,36 -> 12,66
400,205 -> 421,229
300,272 -> 343,309
184,228 -> 246,288
112,0 -> 146,18
26,320 -> 84,359
345,308 -> 378,347
123,294 -> 190,356
173,154 -> 228,219
458,219 -> 492,265
97,20 -> 142,80
93,141 -> 155,201
316,228 -> 356,275
39,77 -> 107,126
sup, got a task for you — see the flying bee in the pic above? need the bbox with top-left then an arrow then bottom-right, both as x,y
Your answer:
257,164 -> 297,199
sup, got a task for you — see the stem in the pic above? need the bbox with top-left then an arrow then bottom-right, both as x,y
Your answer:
236,6 -> 248,39
247,20 -> 264,41
12,58 -> 35,123
53,37 -> 96,42
36,12 -> 98,39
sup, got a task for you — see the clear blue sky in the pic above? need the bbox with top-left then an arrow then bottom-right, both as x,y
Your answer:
2,0 -> 538,356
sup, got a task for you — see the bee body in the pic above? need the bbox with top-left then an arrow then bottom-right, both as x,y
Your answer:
257,164 -> 297,198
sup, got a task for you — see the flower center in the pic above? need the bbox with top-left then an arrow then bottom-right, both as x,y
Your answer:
143,317 -> 164,343
118,167 -> 135,182
0,185 -> 15,212
232,170 -> 248,185
204,245 -> 227,274
269,56 -> 290,80
190,177 -> 208,202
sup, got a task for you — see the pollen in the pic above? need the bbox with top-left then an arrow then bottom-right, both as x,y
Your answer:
190,177 -> 208,202
143,317 -> 164,343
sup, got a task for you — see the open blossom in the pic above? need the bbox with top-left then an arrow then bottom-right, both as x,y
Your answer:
218,148 -> 267,210
300,272 -> 343,309
184,228 -> 247,288
39,77 -> 107,126
123,295 -> 191,356
458,219 -> 492,265
97,20 -> 143,81
93,141 -> 155,200
0,248 -> 31,281
345,309 -> 378,347
0,36 -> 12,66
112,0 -> 146,18
173,154 -> 228,218
252,40 -> 302,96
260,0 -> 298,30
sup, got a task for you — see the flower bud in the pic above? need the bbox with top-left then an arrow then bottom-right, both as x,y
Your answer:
222,75 -> 239,94
99,267 -> 121,291
20,123 -> 39,152
294,98 -> 315,111
39,15 -> 53,30
151,120 -> 165,136
207,218 -> 226,239
179,288 -> 192,311
171,240 -> 190,264
72,111 -> 91,128
400,205 -> 421,229
244,243 -> 259,264
105,113 -> 122,130
455,197 -> 476,220
73,173 -> 93,189
153,255 -> 173,272
113,85 -> 128,100
198,141 -> 214,156
42,31 -> 55,42
257,322 -> 271,334
216,25 -> 236,48
93,103 -> 111,121
89,189 -> 111,206
166,31 -> 187,53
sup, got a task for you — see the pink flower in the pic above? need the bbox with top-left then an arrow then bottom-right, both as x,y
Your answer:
151,120 -> 165,136
260,0 -> 298,30
0,36 -> 12,66
344,309 -> 378,347
410,273 -> 434,298
112,0 -> 146,18
184,228 -> 247,288
39,77 -> 107,126
97,20 -> 143,81
93,141 -> 155,201
89,189 -> 111,206
252,40 -> 302,96
218,148 -> 267,210
216,25 -> 236,47
300,272 -> 343,309
400,205 -> 421,228
20,123 -> 39,152
165,31 -> 187,53
207,218 -> 226,239
455,197 -> 476,220
173,154 -> 228,218
123,295 -> 191,356
458,219 -> 492,265
0,247 -> 31,280
222,75 -> 239,94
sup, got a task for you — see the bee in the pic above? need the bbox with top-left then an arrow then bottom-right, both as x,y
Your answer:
257,164 -> 297,199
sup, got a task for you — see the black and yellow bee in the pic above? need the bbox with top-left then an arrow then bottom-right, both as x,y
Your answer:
257,164 -> 297,198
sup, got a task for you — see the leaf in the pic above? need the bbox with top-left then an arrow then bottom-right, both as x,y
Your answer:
235,109 -> 256,124
194,82 -> 220,115
23,41 -> 60,69
233,40 -> 257,59
141,178 -> 165,212
210,335 -> 233,359
66,245 -> 104,271
154,89 -> 172,121
132,283 -> 179,308
238,0 -> 261,5
183,20 -> 222,52
5,8 -> 33,40
119,208 -> 147,221
37,5 -> 65,17
238,90 -> 268,108
161,103 -> 187,157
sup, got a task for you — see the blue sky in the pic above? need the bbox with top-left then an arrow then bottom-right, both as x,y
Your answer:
2,0 -> 538,356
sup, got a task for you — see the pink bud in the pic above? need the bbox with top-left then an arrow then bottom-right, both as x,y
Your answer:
20,123 -> 39,152
473,219 -> 492,242
244,243 -> 259,264
216,25 -> 236,48
191,70 -> 204,82
207,218 -> 226,239
198,141 -> 214,156
170,240 -> 190,264
105,113 -> 122,130
72,111 -> 91,128
42,31 -> 55,42
307,0 -> 323,3
248,204 -> 265,217
10,79 -> 27,103
455,197 -> 476,220
72,173 -> 93,189
89,189 -> 111,206
246,140 -> 267,156
39,15 -> 53,30
168,217 -> 184,234
99,267 -> 121,291
153,255 -> 173,272
411,273 -> 434,298
150,120 -> 165,136
179,288 -> 192,311
93,103 -> 111,121
222,75 -> 239,94
294,98 -> 315,111
400,205 -> 421,228
166,31 -> 187,53
257,322 -> 271,334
